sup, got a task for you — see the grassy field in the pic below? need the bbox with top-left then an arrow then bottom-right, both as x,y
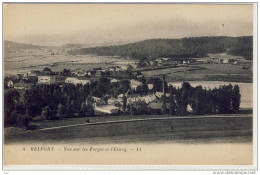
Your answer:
4,53 -> 126,75
5,114 -> 252,144
141,63 -> 253,82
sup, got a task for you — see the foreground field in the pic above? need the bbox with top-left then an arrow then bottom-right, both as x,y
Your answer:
5,114 -> 252,144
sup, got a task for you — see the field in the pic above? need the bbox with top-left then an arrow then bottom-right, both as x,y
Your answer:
4,52 -> 133,75
141,63 -> 253,83
5,114 -> 252,144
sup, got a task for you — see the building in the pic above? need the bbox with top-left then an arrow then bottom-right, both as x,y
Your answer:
65,77 -> 90,85
148,98 -> 170,113
72,70 -> 87,77
94,105 -> 119,115
111,78 -> 119,84
24,70 -> 40,78
127,94 -> 157,104
133,71 -> 143,78
14,83 -> 33,90
87,71 -> 96,76
108,67 -> 116,71
162,58 -> 170,61
65,77 -> 78,84
120,65 -> 129,71
7,80 -> 14,88
147,84 -> 154,90
76,79 -> 91,85
196,58 -> 209,64
130,79 -> 142,90
38,75 -> 66,85
222,58 -> 229,64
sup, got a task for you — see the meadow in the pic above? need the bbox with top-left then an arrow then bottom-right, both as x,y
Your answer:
141,63 -> 253,83
4,52 -> 131,75
5,114 -> 252,144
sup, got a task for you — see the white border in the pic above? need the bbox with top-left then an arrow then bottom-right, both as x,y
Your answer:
1,0 -> 259,173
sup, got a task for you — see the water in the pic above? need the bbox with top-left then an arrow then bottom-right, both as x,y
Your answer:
168,81 -> 253,109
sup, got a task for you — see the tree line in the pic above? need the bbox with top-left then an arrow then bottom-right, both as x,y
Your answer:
166,82 -> 241,115
4,79 -> 241,128
69,36 -> 253,61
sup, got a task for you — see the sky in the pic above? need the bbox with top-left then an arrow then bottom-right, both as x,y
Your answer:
3,4 -> 254,46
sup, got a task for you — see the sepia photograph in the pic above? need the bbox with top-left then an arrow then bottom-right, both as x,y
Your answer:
2,3 -> 256,170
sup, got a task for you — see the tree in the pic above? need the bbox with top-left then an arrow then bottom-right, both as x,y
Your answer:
62,68 -> 71,76
119,80 -> 130,94
86,104 -> 94,116
169,94 -> 177,115
132,100 -> 149,115
175,82 -> 192,115
217,84 -> 233,114
161,95 -> 168,114
149,77 -> 162,92
41,106 -> 53,120
43,67 -> 52,72
136,84 -> 149,96
56,103 -> 66,119
232,85 -> 241,113
65,96 -> 75,118
123,94 -> 127,113
4,89 -> 20,126
79,102 -> 87,117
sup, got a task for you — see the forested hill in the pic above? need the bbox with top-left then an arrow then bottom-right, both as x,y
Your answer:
69,36 -> 253,61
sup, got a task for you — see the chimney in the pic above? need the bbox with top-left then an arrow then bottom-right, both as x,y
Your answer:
162,74 -> 165,95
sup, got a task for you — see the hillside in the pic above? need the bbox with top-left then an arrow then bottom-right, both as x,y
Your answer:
69,36 -> 253,61
4,40 -> 46,50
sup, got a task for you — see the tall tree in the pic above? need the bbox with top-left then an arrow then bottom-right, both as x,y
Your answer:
4,89 -> 20,126
56,103 -> 66,119
122,94 -> 127,113
232,85 -> 241,113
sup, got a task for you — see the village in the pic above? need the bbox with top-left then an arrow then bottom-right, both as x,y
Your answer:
4,53 -> 246,127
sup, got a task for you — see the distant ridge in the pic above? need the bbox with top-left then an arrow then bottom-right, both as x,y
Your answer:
4,40 -> 51,50
69,36 -> 253,60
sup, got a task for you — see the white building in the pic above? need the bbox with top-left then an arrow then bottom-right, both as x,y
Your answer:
65,77 -> 78,84
65,77 -> 90,85
76,79 -> 90,85
111,79 -> 119,83
148,84 -> 154,90
130,79 -> 142,90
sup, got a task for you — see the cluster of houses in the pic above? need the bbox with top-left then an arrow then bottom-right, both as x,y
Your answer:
195,54 -> 246,64
138,54 -> 246,68
7,66 -> 193,115
92,86 -> 193,115
6,63 -> 145,90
